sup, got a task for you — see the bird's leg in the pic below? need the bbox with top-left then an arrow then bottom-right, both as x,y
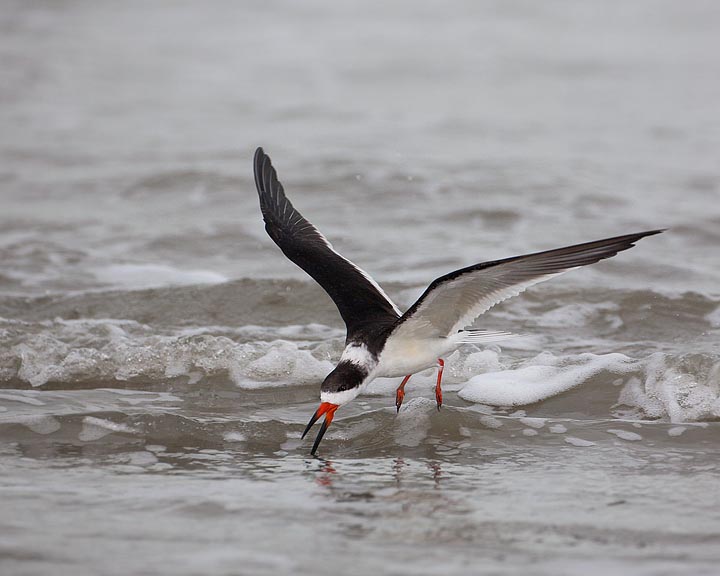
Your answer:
435,358 -> 445,410
395,374 -> 412,413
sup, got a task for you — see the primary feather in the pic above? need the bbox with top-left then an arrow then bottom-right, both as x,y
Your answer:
391,230 -> 664,341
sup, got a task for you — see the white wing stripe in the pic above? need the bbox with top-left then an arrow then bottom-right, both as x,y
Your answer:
294,210 -> 401,315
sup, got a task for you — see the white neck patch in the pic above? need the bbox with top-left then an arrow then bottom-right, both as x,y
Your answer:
320,386 -> 361,406
340,343 -> 374,369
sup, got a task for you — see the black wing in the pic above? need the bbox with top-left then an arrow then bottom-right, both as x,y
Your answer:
391,230 -> 665,340
253,148 -> 400,337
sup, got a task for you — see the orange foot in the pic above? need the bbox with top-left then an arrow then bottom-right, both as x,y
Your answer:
435,358 -> 445,410
395,374 -> 412,412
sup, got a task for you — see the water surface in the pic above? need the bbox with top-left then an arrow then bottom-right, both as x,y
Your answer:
1,1 -> 719,574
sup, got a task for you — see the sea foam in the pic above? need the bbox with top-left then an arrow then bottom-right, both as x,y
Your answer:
2,318 -> 335,388
458,349 -> 720,423
458,352 -> 634,406
616,353 -> 720,423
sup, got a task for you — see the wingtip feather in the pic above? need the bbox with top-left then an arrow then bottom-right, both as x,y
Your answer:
253,147 -> 266,195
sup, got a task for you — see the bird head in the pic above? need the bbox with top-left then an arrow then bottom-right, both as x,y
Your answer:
302,362 -> 365,455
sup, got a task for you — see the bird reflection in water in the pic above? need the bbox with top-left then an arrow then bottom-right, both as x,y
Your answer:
308,456 -> 444,491
313,457 -> 337,487
426,460 -> 443,488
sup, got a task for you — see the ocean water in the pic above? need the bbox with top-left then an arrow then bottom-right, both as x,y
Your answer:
1,1 -> 719,574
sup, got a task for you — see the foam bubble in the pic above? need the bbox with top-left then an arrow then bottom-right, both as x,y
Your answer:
564,437 -> 596,447
15,415 -> 61,435
79,417 -> 138,441
667,426 -> 687,437
479,415 -> 503,429
223,431 -> 246,442
242,341 -> 333,388
2,319 -> 335,388
607,429 -> 642,441
519,417 -> 546,429
705,305 -> 720,327
616,353 -> 720,423
549,424 -> 567,434
451,349 -> 505,381
459,353 -> 633,406
393,397 -> 434,447
125,451 -> 159,466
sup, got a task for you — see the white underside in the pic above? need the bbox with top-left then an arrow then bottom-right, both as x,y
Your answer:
320,331 -> 514,405
375,334 -> 457,378
318,338 -> 447,405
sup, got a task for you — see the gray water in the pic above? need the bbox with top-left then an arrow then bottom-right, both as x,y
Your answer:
1,1 -> 719,574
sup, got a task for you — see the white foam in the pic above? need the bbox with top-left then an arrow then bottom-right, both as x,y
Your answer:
479,415 -> 503,429
223,431 -> 246,442
705,305 -> 720,327
242,341 -> 334,388
667,426 -> 687,437
125,451 -> 159,466
519,417 -> 546,429
616,353 -> 720,423
564,436 -> 596,447
4,321 -> 336,388
458,426 -> 472,437
16,415 -> 61,435
459,353 -> 634,406
79,417 -> 138,441
549,424 -> 567,434
451,350 -> 505,382
607,429 -> 642,442
393,397 -> 434,447
522,428 -> 538,436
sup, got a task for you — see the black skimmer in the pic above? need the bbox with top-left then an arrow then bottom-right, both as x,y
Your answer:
253,147 -> 663,455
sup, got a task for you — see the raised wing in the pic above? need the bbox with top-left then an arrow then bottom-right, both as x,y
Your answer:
392,230 -> 664,340
254,148 -> 400,336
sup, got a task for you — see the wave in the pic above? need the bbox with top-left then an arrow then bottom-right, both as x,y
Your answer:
458,351 -> 720,423
0,315 -> 717,422
0,281 -> 717,423
0,317 -> 338,388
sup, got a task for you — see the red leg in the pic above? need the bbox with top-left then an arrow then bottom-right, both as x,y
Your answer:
395,374 -> 412,413
435,359 -> 445,410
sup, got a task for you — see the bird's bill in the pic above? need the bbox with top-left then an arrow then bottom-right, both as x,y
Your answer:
302,402 -> 339,455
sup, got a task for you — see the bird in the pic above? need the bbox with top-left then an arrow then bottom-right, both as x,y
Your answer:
252,147 -> 663,455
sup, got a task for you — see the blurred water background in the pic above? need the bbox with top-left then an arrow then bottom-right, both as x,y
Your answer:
1,1 -> 719,574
